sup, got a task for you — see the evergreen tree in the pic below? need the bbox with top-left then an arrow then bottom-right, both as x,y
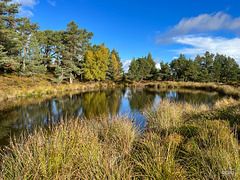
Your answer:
202,51 -> 214,81
170,54 -> 188,81
159,61 -> 171,81
136,57 -> 151,81
35,30 -> 54,66
106,53 -> 118,80
213,54 -> 223,82
0,0 -> 22,71
23,33 -> 46,77
17,17 -> 39,71
128,57 -> 139,80
52,30 -> 64,65
146,52 -> 158,80
221,56 -> 239,82
185,59 -> 198,81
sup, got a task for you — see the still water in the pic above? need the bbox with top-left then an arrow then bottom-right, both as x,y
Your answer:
0,88 -> 224,146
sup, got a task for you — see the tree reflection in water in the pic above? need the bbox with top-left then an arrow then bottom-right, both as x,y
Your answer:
0,88 -> 223,147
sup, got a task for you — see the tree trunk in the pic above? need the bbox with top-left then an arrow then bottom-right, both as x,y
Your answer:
69,77 -> 73,84
23,43 -> 27,71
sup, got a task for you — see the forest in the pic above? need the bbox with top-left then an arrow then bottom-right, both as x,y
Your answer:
128,52 -> 240,83
1,0 -> 240,84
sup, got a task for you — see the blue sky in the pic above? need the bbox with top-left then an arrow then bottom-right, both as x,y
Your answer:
13,0 -> 240,71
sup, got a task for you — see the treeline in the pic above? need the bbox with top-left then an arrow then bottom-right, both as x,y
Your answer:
1,1 -> 240,85
128,52 -> 240,83
0,0 -> 123,83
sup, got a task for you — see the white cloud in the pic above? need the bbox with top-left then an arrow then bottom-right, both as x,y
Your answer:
11,0 -> 38,16
173,35 -> 240,64
47,0 -> 56,6
122,59 -> 132,72
155,57 -> 162,69
12,0 -> 38,8
157,12 -> 240,44
18,7 -> 33,16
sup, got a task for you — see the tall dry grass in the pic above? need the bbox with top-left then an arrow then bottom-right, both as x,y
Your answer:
0,115 -> 138,179
1,98 -> 240,179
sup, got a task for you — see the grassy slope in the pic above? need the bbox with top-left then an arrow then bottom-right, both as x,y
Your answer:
0,74 -> 116,103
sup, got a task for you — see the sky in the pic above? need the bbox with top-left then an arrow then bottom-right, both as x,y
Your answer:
13,0 -> 240,71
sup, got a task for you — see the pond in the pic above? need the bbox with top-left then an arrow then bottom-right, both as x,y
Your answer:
0,87 -> 224,147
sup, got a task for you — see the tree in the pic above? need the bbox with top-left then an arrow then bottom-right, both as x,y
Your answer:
221,56 -> 239,82
202,51 -> 214,81
0,0 -> 22,71
136,57 -> 151,81
35,30 -> 54,66
106,53 -> 118,80
51,30 -> 64,65
146,52 -> 158,80
83,50 -> 96,81
185,59 -> 198,81
17,17 -> 39,71
111,49 -> 123,75
159,61 -> 171,81
83,44 -> 109,81
23,33 -> 46,77
129,56 -> 151,81
213,54 -> 223,82
170,54 -> 188,81
128,57 -> 139,79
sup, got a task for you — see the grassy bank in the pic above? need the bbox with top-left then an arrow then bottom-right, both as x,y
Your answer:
0,74 -> 116,102
137,81 -> 240,98
1,98 -> 240,179
1,74 -> 240,103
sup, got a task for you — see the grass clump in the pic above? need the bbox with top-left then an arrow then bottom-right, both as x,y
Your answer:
141,99 -> 240,180
0,115 -> 138,179
1,99 -> 240,179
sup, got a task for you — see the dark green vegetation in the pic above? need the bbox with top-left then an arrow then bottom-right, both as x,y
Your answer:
1,0 -> 240,87
128,52 -> 240,83
0,0 -> 123,84
1,97 -> 240,179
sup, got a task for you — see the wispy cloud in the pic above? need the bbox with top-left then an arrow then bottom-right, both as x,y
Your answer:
156,12 -> 240,64
122,59 -> 132,72
156,12 -> 240,44
12,0 -> 38,16
12,0 -> 38,8
47,0 -> 56,6
173,35 -> 240,64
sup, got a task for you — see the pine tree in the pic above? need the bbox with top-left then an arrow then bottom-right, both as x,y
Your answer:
17,17 -> 39,71
185,59 -> 198,81
128,57 -> 139,80
136,57 -> 151,81
170,54 -> 188,81
159,61 -> 171,81
23,33 -> 46,77
213,54 -> 223,82
0,0 -> 22,71
106,53 -> 118,80
35,30 -> 54,66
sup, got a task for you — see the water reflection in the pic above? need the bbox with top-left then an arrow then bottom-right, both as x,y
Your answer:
0,88 -> 223,147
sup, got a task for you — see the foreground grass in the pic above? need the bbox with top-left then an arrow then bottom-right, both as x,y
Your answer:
1,98 -> 240,179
